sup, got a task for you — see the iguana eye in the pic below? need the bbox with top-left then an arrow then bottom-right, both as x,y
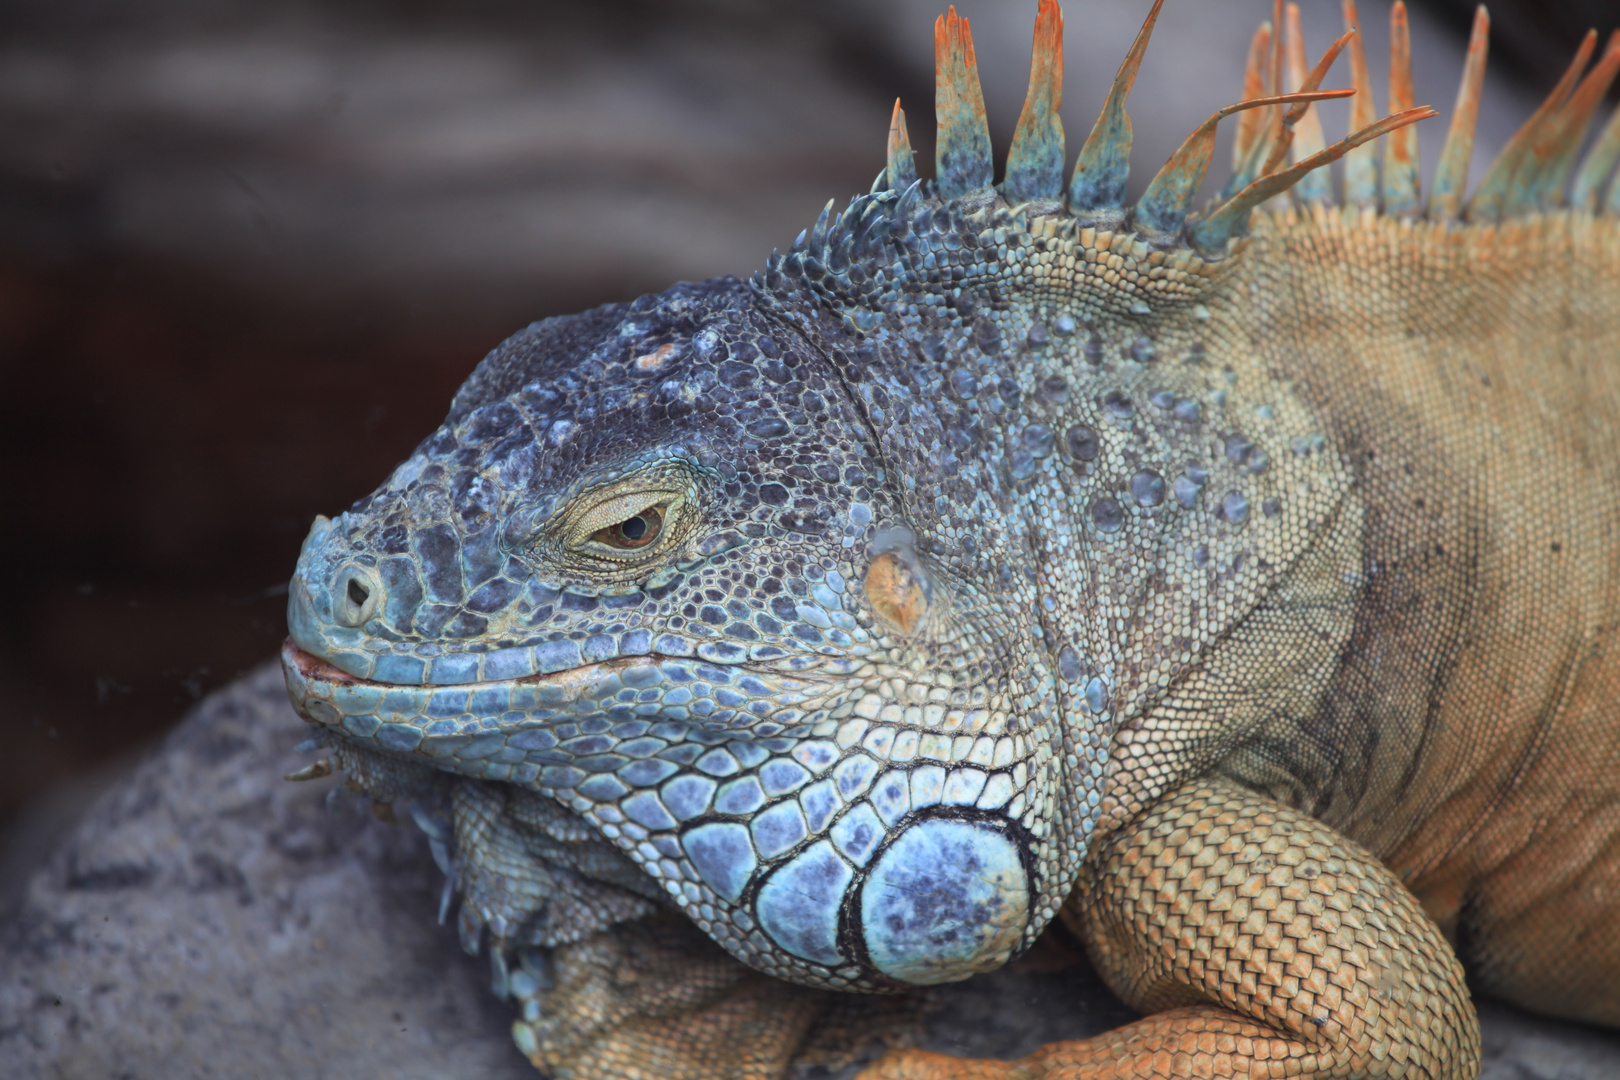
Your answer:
592,507 -> 663,549
545,464 -> 709,578
563,489 -> 686,567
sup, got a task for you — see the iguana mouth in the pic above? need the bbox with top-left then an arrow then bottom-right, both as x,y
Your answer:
285,638 -> 670,695
283,639 -> 834,693
280,637 -> 837,758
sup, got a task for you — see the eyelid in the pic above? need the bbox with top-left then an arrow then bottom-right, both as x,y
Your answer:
566,489 -> 684,549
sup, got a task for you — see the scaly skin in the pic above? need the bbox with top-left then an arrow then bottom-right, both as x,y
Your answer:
868,782 -> 1479,1079
281,3 -> 1620,1077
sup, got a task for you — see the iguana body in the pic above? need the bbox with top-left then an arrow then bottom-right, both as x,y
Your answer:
281,2 -> 1620,1077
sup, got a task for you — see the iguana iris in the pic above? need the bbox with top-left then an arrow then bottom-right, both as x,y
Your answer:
280,1 -> 1620,1077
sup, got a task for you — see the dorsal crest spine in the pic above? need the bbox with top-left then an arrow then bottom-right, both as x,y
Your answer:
1002,0 -> 1065,206
934,7 -> 993,200
758,0 -> 1620,318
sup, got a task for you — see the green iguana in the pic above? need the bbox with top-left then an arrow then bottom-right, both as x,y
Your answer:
280,1 -> 1620,1076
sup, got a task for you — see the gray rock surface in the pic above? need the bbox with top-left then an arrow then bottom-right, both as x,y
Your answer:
4,664 -> 1618,1079
0,664 -> 534,1080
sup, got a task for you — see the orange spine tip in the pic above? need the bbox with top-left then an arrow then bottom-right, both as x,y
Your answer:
1283,5 -> 1338,203
1259,27 -> 1354,181
1388,2 -> 1415,113
1341,0 -> 1379,206
1341,0 -> 1376,129
1004,0 -> 1066,203
934,4 -> 993,199
1573,37 -> 1620,210
1520,30 -> 1620,208
1283,4 -> 1328,160
1068,0 -> 1165,214
1428,5 -> 1488,219
1269,0 -> 1284,97
1383,1 -> 1422,215
887,98 -> 918,191
1262,0 -> 1285,177
1469,28 -> 1599,221
1234,23 -> 1271,172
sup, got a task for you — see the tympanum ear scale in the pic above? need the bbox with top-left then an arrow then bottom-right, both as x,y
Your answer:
865,552 -> 929,636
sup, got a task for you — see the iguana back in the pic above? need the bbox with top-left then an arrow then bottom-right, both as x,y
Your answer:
1171,207 -> 1620,1024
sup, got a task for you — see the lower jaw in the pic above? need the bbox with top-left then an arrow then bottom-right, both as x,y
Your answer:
278,640 -> 1046,992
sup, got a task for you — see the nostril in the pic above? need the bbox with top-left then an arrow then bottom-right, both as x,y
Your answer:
334,566 -> 382,627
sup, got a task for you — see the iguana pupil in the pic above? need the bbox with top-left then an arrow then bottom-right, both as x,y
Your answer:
598,508 -> 660,548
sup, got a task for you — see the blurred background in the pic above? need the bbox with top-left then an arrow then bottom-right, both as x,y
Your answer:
0,0 -> 1609,838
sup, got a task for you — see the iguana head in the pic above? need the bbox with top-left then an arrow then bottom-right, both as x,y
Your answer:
283,0 -> 1429,992
283,272 -> 1056,990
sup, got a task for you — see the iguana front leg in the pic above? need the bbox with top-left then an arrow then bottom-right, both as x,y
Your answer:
509,911 -> 932,1079
860,780 -> 1481,1080
510,916 -> 830,1080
